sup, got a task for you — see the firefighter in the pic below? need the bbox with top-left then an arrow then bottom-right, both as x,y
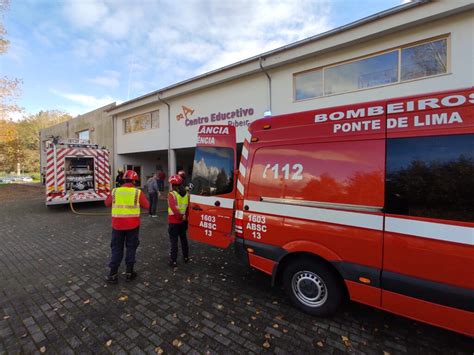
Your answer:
177,169 -> 191,192
167,174 -> 189,267
104,170 -> 150,283
115,169 -> 124,187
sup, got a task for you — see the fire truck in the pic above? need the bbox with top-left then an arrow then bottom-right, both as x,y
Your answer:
187,88 -> 474,337
44,138 -> 111,205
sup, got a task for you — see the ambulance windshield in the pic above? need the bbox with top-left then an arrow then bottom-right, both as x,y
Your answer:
191,147 -> 234,196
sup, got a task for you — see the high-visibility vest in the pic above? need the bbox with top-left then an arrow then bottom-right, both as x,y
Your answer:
111,187 -> 141,218
168,190 -> 189,216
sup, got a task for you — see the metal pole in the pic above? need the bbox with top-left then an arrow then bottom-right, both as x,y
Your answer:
157,94 -> 171,190
259,57 -> 272,113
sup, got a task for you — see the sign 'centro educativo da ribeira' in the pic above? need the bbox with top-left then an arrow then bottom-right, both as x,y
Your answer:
176,105 -> 255,127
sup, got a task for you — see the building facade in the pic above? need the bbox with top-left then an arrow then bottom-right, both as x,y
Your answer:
108,0 -> 473,188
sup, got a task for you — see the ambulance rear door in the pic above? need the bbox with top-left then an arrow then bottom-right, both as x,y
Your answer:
188,125 -> 237,248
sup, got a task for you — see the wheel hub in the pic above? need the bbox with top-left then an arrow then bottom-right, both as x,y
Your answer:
292,271 -> 328,307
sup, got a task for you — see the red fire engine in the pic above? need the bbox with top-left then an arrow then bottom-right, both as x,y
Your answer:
44,138 -> 111,205
187,88 -> 474,337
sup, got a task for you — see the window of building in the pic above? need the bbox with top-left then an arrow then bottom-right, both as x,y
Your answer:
191,147 -> 234,196
295,69 -> 323,101
401,38 -> 447,81
294,37 -> 448,101
123,110 -> 159,134
77,130 -> 90,140
385,134 -> 474,222
324,51 -> 398,95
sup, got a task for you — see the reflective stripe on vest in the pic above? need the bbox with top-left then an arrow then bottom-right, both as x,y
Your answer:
112,187 -> 141,218
168,191 -> 189,216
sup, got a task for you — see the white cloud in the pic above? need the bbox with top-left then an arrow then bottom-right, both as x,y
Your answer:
52,89 -> 120,111
32,22 -> 67,48
72,38 -> 111,60
141,0 -> 331,76
62,0 -> 108,28
4,37 -> 30,64
61,0 -> 332,98
7,111 -> 25,122
87,70 -> 121,89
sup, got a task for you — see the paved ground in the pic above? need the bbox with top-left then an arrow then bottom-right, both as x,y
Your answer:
0,187 -> 473,354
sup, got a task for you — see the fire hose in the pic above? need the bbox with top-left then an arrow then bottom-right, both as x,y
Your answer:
68,189 -> 167,216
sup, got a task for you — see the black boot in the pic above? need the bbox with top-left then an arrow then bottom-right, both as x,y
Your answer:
169,260 -> 177,268
125,265 -> 137,282
106,268 -> 118,284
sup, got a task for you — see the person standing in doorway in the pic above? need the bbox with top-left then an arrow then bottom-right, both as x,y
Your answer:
115,169 -> 124,187
104,170 -> 149,283
157,170 -> 166,192
167,174 -> 189,267
146,173 -> 160,217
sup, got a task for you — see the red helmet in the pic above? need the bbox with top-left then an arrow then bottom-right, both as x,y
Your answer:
177,170 -> 186,178
123,170 -> 139,181
168,174 -> 183,185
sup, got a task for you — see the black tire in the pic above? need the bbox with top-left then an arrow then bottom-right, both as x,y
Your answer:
282,258 -> 343,316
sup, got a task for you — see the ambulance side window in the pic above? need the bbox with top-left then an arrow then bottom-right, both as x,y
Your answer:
191,147 -> 234,196
385,134 -> 474,222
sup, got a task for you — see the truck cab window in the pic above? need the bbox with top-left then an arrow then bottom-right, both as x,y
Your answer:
385,134 -> 474,222
191,147 -> 234,196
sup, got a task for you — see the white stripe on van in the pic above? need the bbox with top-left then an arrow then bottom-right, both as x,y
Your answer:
244,130 -> 252,142
245,200 -> 383,231
241,146 -> 248,160
190,195 -> 234,209
239,163 -> 246,177
385,217 -> 474,245
237,180 -> 244,195
243,200 -> 473,246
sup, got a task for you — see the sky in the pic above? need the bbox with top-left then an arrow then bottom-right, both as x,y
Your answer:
2,0 -> 408,120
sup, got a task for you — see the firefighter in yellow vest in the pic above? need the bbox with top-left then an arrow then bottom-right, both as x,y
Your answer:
167,174 -> 190,267
104,170 -> 149,283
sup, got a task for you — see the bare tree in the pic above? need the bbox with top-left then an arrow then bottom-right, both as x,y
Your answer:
0,0 -> 22,121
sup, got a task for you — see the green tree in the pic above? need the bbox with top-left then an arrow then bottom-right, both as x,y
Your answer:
18,110 -> 71,172
0,111 -> 71,173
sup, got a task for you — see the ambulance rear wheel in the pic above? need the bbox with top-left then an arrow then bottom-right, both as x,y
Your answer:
282,259 -> 343,316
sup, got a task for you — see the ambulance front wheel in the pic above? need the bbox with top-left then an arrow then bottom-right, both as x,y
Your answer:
282,259 -> 343,316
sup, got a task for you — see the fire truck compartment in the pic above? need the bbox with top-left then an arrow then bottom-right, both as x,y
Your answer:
65,157 -> 95,192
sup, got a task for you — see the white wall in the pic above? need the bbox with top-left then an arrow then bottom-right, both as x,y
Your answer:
115,103 -> 168,154
169,74 -> 268,148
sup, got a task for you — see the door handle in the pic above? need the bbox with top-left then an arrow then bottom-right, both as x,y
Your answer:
214,200 -> 221,207
192,205 -> 203,211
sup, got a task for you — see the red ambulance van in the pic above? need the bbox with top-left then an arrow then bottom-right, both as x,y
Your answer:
187,88 -> 474,337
